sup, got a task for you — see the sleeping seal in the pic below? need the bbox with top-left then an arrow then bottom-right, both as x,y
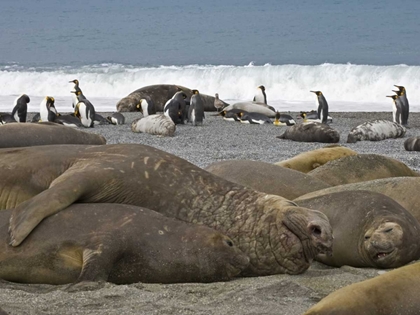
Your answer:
347,119 -> 406,143
277,122 -> 340,143
222,101 -> 276,117
0,203 -> 249,284
304,261 -> 420,315
404,136 -> 420,151
131,114 -> 176,136
296,190 -> 420,268
3,144 -> 333,276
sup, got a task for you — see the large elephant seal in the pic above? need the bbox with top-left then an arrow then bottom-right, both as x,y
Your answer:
3,144 -> 333,276
347,119 -> 406,143
296,190 -> 420,268
204,160 -> 331,200
0,122 -> 106,148
277,122 -> 340,143
275,145 -> 358,173
294,177 -> 420,224
404,136 -> 420,151
131,114 -> 176,137
308,154 -> 419,186
0,203 -> 249,284
304,261 -> 420,315
222,101 -> 276,117
116,84 -> 220,112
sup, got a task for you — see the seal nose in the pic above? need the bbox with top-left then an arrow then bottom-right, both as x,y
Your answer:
307,222 -> 334,255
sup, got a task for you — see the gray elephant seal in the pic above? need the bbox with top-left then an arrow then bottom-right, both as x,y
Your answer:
347,119 -> 406,143
3,144 -> 333,276
296,190 -> 420,268
275,145 -> 358,173
307,154 -> 419,186
131,114 -> 176,136
204,160 -> 331,200
116,84 -> 220,112
0,122 -> 106,148
222,101 -> 276,117
304,261 -> 420,315
0,203 -> 249,284
294,177 -> 420,224
277,122 -> 340,143
404,136 -> 420,151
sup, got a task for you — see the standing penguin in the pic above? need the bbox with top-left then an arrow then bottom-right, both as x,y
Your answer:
188,89 -> 205,126
69,79 -> 86,108
73,91 -> 96,128
310,91 -> 329,124
386,94 -> 403,124
253,85 -> 267,104
136,98 -> 156,117
39,96 -> 58,122
11,94 -> 30,123
393,85 -> 409,126
163,91 -> 187,124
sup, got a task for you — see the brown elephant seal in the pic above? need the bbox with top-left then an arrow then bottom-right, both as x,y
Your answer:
304,261 -> 420,315
0,203 -> 249,284
294,177 -> 420,224
275,145 -> 358,173
277,122 -> 340,143
307,154 -> 419,186
347,119 -> 406,143
222,101 -> 276,117
3,144 -> 333,276
0,122 -> 106,148
116,84 -> 220,112
296,190 -> 420,268
131,114 -> 176,136
404,136 -> 420,151
204,159 -> 331,200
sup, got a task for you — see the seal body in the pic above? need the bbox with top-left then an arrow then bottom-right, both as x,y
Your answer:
188,90 -> 205,126
131,114 -> 176,136
214,93 -> 228,111
0,123 -> 106,148
275,145 -> 358,173
304,261 -> 420,315
307,154 -> 419,186
296,190 -> 420,268
11,94 -> 30,123
204,160 -> 331,200
0,203 -> 249,284
223,102 -> 276,117
277,122 -> 340,143
2,144 -> 333,276
347,119 -> 406,143
404,136 -> 420,151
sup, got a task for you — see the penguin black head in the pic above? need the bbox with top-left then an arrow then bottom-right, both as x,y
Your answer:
386,95 -> 398,100
392,90 -> 403,96
299,111 -> 307,119
71,90 -> 82,96
258,85 -> 265,91
310,91 -> 322,96
69,79 -> 79,85
394,85 -> 406,92
192,89 -> 199,95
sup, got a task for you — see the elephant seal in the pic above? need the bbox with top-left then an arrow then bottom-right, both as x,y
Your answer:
116,84 -> 219,112
294,177 -> 420,224
296,190 -> 420,268
222,101 -> 276,117
0,122 -> 106,148
347,119 -> 406,143
0,203 -> 249,284
277,122 -> 340,143
307,154 -> 419,186
3,144 -> 333,276
131,114 -> 176,137
304,261 -> 420,315
404,136 -> 420,151
204,160 -> 331,200
275,145 -> 358,173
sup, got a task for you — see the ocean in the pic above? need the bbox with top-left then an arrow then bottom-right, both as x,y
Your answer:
1,0 -> 419,113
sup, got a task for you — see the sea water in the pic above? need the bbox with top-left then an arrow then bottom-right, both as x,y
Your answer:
1,0 -> 419,113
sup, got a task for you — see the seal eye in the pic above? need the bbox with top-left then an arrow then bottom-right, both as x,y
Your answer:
311,226 -> 322,235
384,228 -> 393,233
365,235 -> 371,240
225,240 -> 233,247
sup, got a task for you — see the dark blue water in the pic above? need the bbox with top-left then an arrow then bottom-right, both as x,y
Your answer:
1,0 -> 420,67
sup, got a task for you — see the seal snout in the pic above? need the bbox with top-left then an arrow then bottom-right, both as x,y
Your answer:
307,221 -> 334,256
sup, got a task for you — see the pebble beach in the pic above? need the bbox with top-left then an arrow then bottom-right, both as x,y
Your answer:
1,110 -> 420,315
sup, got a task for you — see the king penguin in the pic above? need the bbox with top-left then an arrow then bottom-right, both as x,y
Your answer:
393,85 -> 409,126
73,91 -> 96,128
273,111 -> 296,126
188,89 -> 205,126
39,96 -> 58,122
164,91 -> 186,124
11,94 -> 30,123
219,109 -> 247,122
240,112 -> 272,124
136,98 -> 156,117
310,91 -> 329,124
253,85 -> 267,104
107,112 -> 126,125
386,94 -> 403,124
69,79 -> 86,108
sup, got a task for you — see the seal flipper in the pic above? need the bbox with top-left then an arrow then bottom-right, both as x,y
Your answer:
9,168 -> 102,247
